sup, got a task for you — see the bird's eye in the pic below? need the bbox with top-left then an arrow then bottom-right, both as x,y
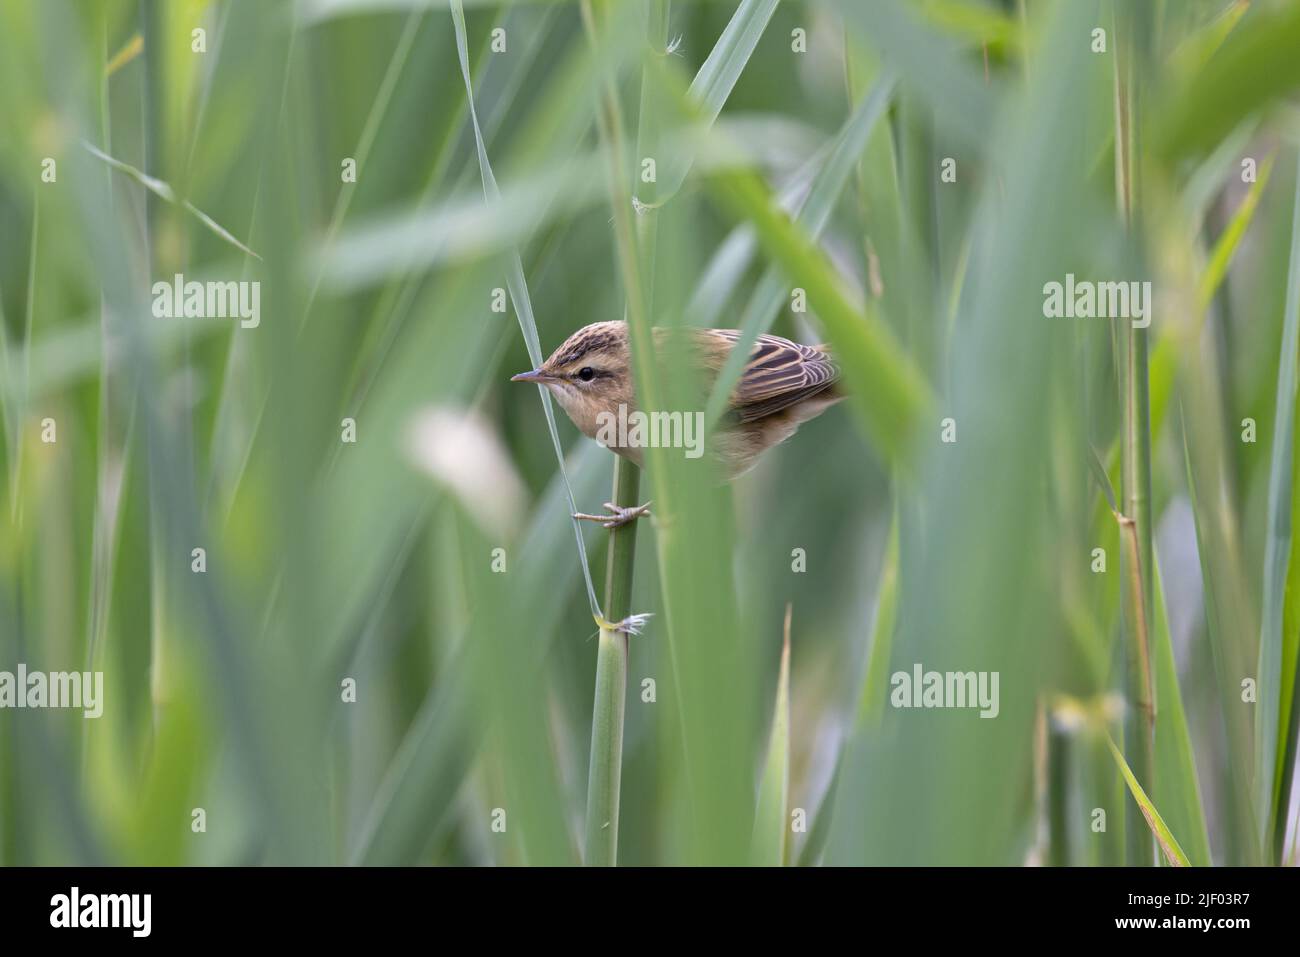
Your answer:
577,367 -> 596,382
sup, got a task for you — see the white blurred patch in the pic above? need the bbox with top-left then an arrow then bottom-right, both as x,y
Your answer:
403,406 -> 525,539
1155,496 -> 1204,675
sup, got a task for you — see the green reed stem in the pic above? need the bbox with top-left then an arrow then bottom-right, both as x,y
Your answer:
1113,0 -> 1155,866
581,0 -> 665,867
1047,715 -> 1072,866
583,457 -> 643,865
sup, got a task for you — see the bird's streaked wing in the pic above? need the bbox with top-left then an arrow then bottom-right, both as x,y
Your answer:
709,329 -> 839,423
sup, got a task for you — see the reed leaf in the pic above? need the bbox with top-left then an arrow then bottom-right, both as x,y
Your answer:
81,142 -> 262,260
1255,150 -> 1300,861
655,0 -> 779,202
1155,2 -> 1300,164
704,73 -> 897,429
1150,557 -> 1212,866
750,605 -> 792,866
704,167 -> 930,465
1105,732 -> 1191,868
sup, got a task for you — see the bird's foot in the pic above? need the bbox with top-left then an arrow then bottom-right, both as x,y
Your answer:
573,501 -> 652,529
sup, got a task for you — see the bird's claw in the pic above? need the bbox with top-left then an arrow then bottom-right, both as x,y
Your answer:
573,501 -> 652,529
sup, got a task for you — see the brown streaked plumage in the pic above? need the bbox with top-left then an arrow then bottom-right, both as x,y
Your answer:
511,322 -> 842,526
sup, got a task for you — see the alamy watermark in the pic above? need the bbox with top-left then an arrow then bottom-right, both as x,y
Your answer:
152,273 -> 260,328
594,403 -> 704,459
891,663 -> 1000,718
50,887 -> 150,937
0,665 -> 103,718
1042,273 -> 1152,328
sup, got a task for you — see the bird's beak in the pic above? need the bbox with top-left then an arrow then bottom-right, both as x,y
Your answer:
511,368 -> 556,384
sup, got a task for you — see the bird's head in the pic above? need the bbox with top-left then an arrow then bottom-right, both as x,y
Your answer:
511,321 -> 633,434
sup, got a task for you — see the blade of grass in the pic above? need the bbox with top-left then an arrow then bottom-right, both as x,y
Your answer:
0,290 -> 12,502
1105,732 -> 1190,867
449,0 -> 613,629
703,73 -> 896,429
1276,411 -> 1300,864
351,443 -> 612,864
80,141 -> 262,260
314,156 -> 613,290
1155,1 -> 1300,164
795,750 -> 842,867
1181,418 -> 1261,863
681,138 -> 834,329
302,6 -> 425,309
836,0 -> 997,156
914,0 -> 1022,56
655,0 -> 779,202
582,0 -> 676,863
3,197 -> 39,523
704,166 -> 931,466
40,0 -> 292,855
1256,149 -> 1300,861
1197,155 -> 1275,310
332,1 -> 560,400
1113,0 -> 1155,866
855,511 -> 899,729
1150,555 -> 1212,866
750,604 -> 792,866
1151,153 -> 1274,437
827,0 -> 1104,865
583,0 -> 758,864
16,197 -> 38,522
104,32 -> 143,76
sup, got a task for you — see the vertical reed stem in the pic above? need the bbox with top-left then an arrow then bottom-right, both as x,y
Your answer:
583,459 -> 642,864
1047,716 -> 1072,866
582,0 -> 665,866
1113,0 -> 1155,866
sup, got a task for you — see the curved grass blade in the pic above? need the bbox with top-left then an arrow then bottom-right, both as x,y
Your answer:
1196,154 -> 1275,310
81,141 -> 262,260
1105,732 -> 1190,867
449,0 -> 607,625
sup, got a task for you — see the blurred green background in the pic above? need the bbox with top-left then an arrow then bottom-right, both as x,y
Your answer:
1,0 -> 1298,866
